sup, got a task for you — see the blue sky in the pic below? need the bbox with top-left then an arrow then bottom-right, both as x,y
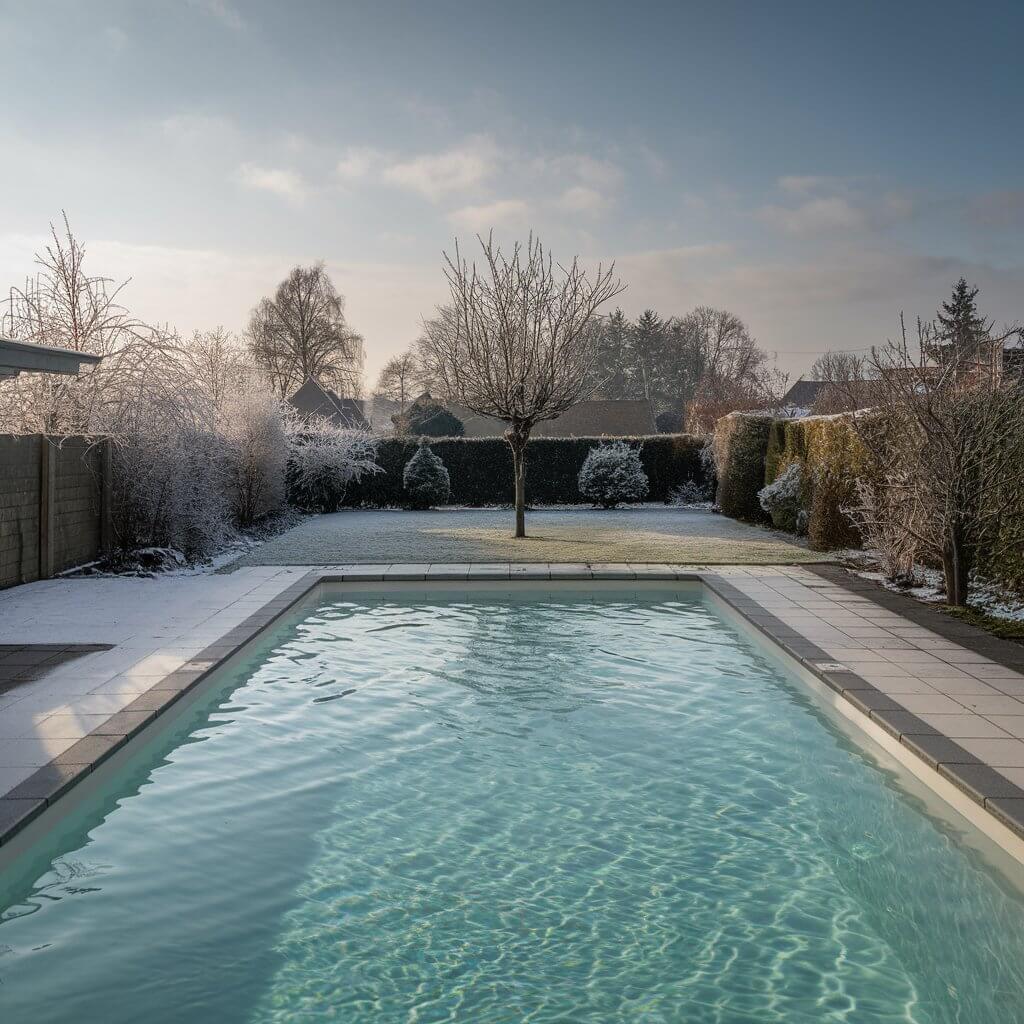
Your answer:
1,0 -> 1021,384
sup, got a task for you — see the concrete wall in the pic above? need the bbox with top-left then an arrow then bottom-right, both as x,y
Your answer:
0,435 -> 111,588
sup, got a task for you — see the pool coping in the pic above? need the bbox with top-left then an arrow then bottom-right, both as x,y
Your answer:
2,565 -> 1023,855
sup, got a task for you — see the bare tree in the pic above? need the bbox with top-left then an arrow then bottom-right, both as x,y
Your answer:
247,262 -> 364,399
0,213 -> 156,433
419,234 -> 623,537
374,348 -> 421,410
850,316 -> 1024,606
180,328 -> 252,418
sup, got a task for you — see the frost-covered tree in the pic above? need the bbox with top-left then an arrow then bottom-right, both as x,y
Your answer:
851,315 -> 1024,605
286,415 -> 380,513
419,233 -> 623,537
402,442 -> 450,510
247,263 -> 364,398
578,442 -> 649,509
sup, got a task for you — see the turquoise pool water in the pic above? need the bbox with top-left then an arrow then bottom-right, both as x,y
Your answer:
1,590 -> 1023,1023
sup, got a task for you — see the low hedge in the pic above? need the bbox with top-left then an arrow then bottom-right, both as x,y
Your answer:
343,434 -> 707,507
763,414 -> 870,550
712,413 -> 773,523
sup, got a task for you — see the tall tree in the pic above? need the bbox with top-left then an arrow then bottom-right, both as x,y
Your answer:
247,262 -> 364,398
419,234 -> 623,537
930,277 -> 991,366
374,349 -> 420,410
587,307 -> 632,398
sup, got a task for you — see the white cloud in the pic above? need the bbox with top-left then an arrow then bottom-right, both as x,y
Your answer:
161,113 -> 236,145
778,175 -> 836,195
555,185 -> 610,216
103,26 -> 128,50
757,197 -> 865,235
188,0 -> 245,31
535,152 -> 624,191
236,163 -> 306,202
383,136 -> 497,201
449,199 -> 530,233
336,146 -> 384,182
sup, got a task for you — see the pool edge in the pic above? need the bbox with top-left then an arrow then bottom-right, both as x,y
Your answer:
2,567 -> 1023,869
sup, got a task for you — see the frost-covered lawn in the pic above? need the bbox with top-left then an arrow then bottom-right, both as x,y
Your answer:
224,506 -> 825,568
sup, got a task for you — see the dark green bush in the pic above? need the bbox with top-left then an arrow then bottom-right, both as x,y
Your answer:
341,433 -> 706,507
712,413 -> 773,522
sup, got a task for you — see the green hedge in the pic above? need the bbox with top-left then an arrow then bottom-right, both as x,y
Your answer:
712,413 -> 773,523
762,414 -> 869,550
344,434 -> 707,507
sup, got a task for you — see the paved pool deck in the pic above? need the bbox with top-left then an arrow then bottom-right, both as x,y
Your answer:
224,507 -> 824,567
2,563 -> 1024,863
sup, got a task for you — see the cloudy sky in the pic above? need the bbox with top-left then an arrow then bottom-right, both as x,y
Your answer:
1,0 -> 1021,386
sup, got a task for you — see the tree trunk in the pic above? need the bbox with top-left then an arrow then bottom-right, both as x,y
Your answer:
942,524 -> 970,607
506,424 -> 531,538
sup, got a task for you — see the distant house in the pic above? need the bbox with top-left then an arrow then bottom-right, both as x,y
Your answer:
779,380 -> 829,417
447,399 -> 657,438
780,378 -> 877,417
287,377 -> 370,430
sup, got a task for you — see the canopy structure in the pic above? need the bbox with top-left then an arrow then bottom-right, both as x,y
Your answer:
0,337 -> 102,379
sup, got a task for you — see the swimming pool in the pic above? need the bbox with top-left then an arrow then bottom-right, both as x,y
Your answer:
1,587 -> 1023,1022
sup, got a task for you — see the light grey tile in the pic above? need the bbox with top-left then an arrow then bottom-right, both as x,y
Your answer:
914,713 -> 1010,738
955,737 -> 1024,767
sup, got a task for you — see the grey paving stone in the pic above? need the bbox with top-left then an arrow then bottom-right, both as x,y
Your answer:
985,798 -> 1024,838
0,798 -> 45,842
52,734 -> 125,766
868,709 -> 938,740
901,734 -> 981,769
938,763 -> 1024,803
5,763 -> 88,802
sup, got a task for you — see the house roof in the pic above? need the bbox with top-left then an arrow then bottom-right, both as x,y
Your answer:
287,377 -> 370,430
0,337 -> 102,379
781,379 -> 828,409
448,399 -> 658,438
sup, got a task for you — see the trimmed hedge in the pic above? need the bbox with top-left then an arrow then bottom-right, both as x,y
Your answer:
712,413 -> 773,523
763,414 -> 870,550
342,434 -> 707,507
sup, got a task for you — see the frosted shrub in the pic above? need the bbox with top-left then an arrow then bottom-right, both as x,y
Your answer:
221,389 -> 290,528
287,415 -> 380,513
578,442 -> 649,508
402,442 -> 451,510
112,426 -> 232,558
758,461 -> 806,533
669,478 -> 713,505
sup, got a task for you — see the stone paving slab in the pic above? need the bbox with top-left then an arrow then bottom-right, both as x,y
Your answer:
2,562 -> 1024,857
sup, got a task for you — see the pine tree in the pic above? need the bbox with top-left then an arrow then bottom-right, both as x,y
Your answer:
588,308 -> 632,399
402,442 -> 451,509
630,309 -> 668,404
933,278 -> 990,363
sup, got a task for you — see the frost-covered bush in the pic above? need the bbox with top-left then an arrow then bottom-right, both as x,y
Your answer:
757,461 -> 806,533
287,415 -> 381,513
578,442 -> 649,508
402,442 -> 451,509
112,425 -> 232,559
221,389 -> 290,528
669,478 -> 714,505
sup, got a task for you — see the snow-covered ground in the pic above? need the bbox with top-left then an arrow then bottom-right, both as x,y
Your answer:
840,550 -> 1024,624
